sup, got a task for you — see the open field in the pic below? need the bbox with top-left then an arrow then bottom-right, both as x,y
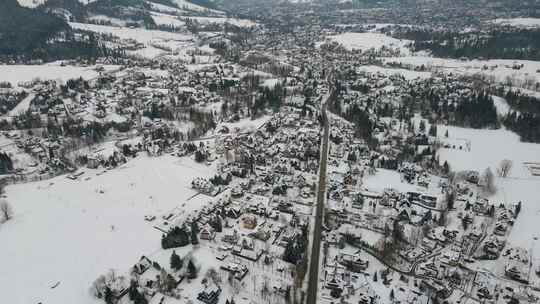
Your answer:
0,155 -> 215,304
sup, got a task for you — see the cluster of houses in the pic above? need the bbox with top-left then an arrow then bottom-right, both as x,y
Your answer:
88,106 -> 323,304
312,81 -> 536,303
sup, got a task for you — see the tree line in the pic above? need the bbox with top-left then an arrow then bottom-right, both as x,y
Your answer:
392,26 -> 540,60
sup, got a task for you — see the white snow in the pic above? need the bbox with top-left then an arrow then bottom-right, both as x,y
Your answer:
17,0 -> 45,7
383,56 -> 540,87
146,1 -> 186,14
8,93 -> 35,117
213,115 -> 271,135
69,22 -> 195,58
436,125 -> 540,177
17,0 -> 96,7
70,23 -> 193,45
491,95 -> 511,116
151,12 -> 186,28
170,0 -> 223,14
322,32 -> 413,55
87,14 -> 129,27
261,78 -> 281,88
0,64 -> 118,87
0,155 -> 215,304
357,65 -> 432,80
183,16 -> 257,27
491,18 -> 540,28
436,125 -> 540,259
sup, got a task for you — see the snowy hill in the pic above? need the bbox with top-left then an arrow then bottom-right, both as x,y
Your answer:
17,0 -> 97,7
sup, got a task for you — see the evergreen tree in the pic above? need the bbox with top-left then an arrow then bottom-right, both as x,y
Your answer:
170,250 -> 183,271
283,238 -> 302,264
443,161 -> 450,175
515,201 -> 522,217
161,226 -> 190,249
462,215 -> 470,230
210,215 -> 223,233
104,286 -> 114,304
347,152 -> 357,162
187,259 -> 198,279
191,222 -> 199,245
428,124 -> 437,137
419,120 -> 426,133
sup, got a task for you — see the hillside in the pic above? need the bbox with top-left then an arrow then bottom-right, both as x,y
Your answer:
0,0 -> 69,56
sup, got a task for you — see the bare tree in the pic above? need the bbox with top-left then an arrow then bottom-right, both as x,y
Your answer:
206,267 -> 221,285
498,159 -> 513,178
90,275 -> 107,298
0,199 -> 12,222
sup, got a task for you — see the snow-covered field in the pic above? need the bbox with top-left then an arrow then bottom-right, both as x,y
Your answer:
384,56 -> 540,87
69,22 -> 195,58
357,65 -> 432,80
151,12 -> 186,28
8,93 -> 35,117
322,32 -> 412,55
261,78 -> 282,88
0,155 -> 215,304
491,17 -> 540,28
17,0 -> 45,7
213,115 -> 271,135
182,16 -> 257,27
363,168 -> 423,194
436,125 -> 540,258
436,125 -> 540,177
0,63 -> 118,87
87,14 -> 129,27
70,23 -> 193,44
17,0 -> 96,7
170,0 -> 223,14
491,95 -> 511,116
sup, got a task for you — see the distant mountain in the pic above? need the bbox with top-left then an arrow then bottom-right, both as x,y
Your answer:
17,0 -> 97,8
1,0 -> 113,62
0,0 -> 69,55
18,0 -> 220,11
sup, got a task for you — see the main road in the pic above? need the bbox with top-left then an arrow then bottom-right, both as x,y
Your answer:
305,88 -> 332,304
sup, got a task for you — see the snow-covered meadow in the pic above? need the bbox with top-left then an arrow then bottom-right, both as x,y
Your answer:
357,65 -> 432,80
69,22 -> 196,58
0,63 -> 118,87
321,32 -> 413,55
384,56 -> 540,87
436,125 -> 540,264
490,17 -> 540,28
0,155 -> 216,304
182,16 -> 257,27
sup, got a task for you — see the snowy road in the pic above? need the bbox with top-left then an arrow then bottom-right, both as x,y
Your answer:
306,87 -> 332,304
